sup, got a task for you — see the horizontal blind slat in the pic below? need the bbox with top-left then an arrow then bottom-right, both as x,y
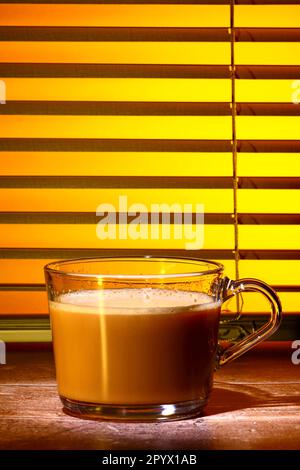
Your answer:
0,224 -> 234,249
238,154 -> 300,177
0,189 -> 234,212
235,43 -> 300,65
238,190 -> 300,213
239,260 -> 300,286
236,80 -> 300,103
0,42 -> 231,64
0,5 -> 230,27
0,139 -> 232,152
239,226 -> 300,250
0,78 -> 232,102
226,292 -> 300,315
0,64 -> 231,78
235,5 -> 300,28
237,116 -> 300,140
0,152 -> 233,177
0,115 -> 232,139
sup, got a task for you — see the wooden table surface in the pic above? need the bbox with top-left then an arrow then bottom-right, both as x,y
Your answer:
0,343 -> 299,450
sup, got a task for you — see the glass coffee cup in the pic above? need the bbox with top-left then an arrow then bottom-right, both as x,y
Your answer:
45,256 -> 282,421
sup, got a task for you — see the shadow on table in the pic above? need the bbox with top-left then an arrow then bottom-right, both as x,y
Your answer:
205,382 -> 300,416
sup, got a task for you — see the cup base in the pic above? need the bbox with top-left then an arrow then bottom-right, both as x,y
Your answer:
60,396 -> 206,422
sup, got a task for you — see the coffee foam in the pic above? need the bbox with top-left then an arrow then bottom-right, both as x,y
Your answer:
50,288 -> 220,315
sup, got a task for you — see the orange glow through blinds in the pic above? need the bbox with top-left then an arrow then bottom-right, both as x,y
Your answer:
0,1 -> 299,320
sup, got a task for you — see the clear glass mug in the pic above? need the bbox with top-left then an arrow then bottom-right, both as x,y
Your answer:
44,256 -> 282,421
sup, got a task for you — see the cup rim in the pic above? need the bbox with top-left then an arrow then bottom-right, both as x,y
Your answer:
44,255 -> 224,281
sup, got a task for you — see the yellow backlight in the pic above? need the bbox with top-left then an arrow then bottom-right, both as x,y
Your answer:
239,226 -> 300,250
1,78 -> 231,102
0,224 -> 234,249
238,154 -> 300,177
235,43 -> 300,65
0,115 -> 231,139
0,189 -> 233,213
237,116 -> 300,140
0,152 -> 233,177
238,190 -> 300,214
236,80 -> 300,103
0,4 -> 230,27
235,5 -> 300,28
0,42 -> 231,65
239,260 -> 300,286
228,292 -> 299,315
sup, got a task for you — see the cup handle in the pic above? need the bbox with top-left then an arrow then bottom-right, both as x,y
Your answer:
217,277 -> 282,367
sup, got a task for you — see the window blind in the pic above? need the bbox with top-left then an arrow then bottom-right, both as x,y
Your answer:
234,1 -> 300,318
0,1 -> 299,341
